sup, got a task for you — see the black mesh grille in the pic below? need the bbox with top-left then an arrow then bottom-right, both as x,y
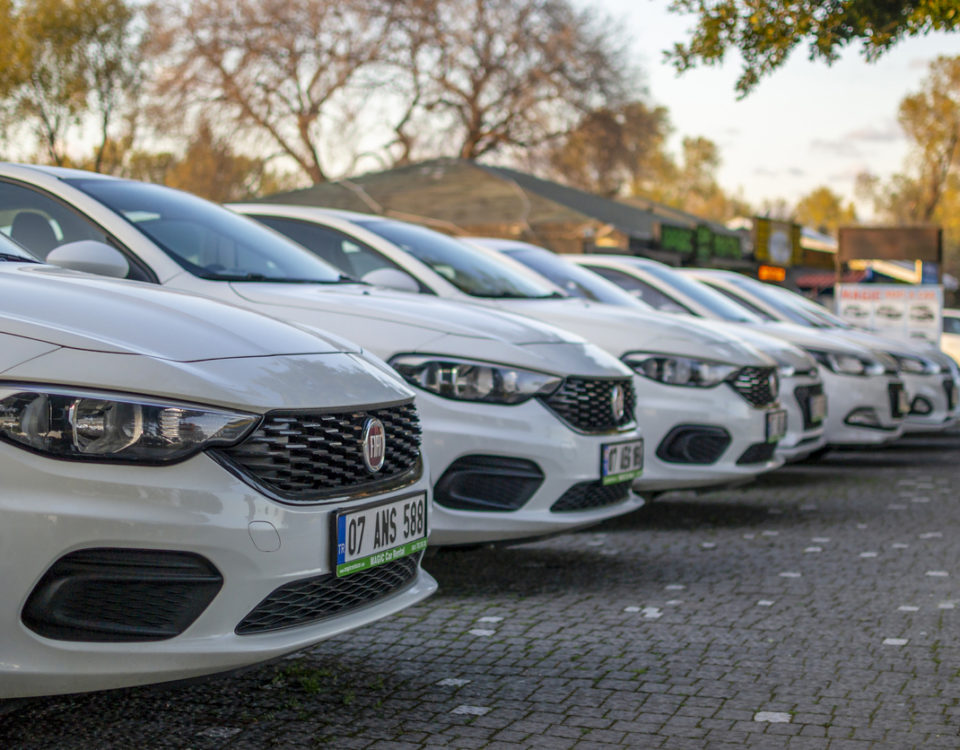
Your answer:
22,549 -> 222,642
736,442 -> 777,465
540,378 -> 635,433
656,426 -> 731,464
794,384 -> 826,429
889,382 -> 907,418
728,367 -> 778,407
215,402 -> 421,502
550,480 -> 631,512
236,554 -> 421,635
434,456 -> 544,512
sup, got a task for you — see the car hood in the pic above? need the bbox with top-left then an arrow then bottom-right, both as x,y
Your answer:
689,319 -> 818,372
1,349 -> 416,412
483,297 -> 774,366
749,321 -> 877,358
0,264 -> 350,362
229,283 -> 586,345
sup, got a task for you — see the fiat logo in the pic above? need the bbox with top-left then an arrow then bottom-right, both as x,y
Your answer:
361,418 -> 386,473
610,384 -> 626,421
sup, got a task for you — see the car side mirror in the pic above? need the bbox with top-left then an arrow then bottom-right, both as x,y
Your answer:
361,267 -> 420,293
46,240 -> 129,279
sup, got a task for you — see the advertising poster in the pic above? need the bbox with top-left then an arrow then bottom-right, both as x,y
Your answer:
835,284 -> 942,346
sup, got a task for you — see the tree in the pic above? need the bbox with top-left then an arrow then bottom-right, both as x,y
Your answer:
793,186 -> 857,235
0,0 -> 140,166
543,101 -> 671,197
145,0 -> 402,184
666,0 -> 960,96
389,0 -> 633,162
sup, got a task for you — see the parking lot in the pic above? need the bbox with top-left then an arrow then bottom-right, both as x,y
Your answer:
4,432 -> 959,749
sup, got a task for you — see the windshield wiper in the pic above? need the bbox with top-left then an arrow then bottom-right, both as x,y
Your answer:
206,272 -> 328,283
0,253 -> 40,263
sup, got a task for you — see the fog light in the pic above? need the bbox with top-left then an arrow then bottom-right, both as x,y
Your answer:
910,397 -> 933,416
845,407 -> 881,427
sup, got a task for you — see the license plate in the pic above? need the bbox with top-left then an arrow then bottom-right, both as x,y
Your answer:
766,409 -> 788,443
808,393 -> 827,424
601,438 -> 643,485
898,388 -> 910,416
334,492 -> 428,577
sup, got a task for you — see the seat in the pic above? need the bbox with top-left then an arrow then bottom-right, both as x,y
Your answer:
11,212 -> 59,258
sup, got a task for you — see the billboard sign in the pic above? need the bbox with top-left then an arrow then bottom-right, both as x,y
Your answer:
835,284 -> 942,346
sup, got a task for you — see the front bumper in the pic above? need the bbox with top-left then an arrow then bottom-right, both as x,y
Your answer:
0,445 -> 436,699
418,393 -> 644,546
821,370 -> 906,446
778,372 -> 827,461
632,377 -> 784,492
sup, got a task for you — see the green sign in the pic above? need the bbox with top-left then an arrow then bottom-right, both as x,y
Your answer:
696,225 -> 713,262
714,233 -> 742,259
660,225 -> 695,255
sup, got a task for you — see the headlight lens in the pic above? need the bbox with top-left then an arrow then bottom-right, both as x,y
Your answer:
622,353 -> 740,387
0,387 -> 258,463
890,354 -> 940,375
389,355 -> 562,404
806,350 -> 885,377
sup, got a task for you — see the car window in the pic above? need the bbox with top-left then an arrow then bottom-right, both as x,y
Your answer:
0,180 -> 154,281
638,264 -> 763,322
251,215 -> 407,280
355,219 -> 561,299
503,248 -> 648,308
584,265 -> 692,313
701,282 -> 778,321
66,179 -> 344,283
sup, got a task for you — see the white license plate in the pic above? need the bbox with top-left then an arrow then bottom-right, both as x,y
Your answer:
601,438 -> 644,485
334,492 -> 428,577
766,409 -> 788,443
808,393 -> 827,424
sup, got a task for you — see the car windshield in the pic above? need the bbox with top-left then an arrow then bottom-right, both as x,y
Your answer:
65,179 -> 345,283
762,284 -> 854,328
356,220 -> 562,299
718,275 -> 829,327
0,232 -> 41,263
639,264 -> 763,323
502,247 -> 648,307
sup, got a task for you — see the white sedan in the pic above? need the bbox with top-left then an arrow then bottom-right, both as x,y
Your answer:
0,234 -> 436,698
231,204 -> 791,493
0,164 -> 645,546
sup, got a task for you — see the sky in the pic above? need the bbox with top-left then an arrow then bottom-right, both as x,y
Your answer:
597,0 -> 960,214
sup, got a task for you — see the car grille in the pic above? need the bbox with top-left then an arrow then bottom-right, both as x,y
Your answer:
794,384 -> 826,429
736,442 -> 777,465
728,367 -> 778,407
235,553 -> 421,635
214,401 -> 422,503
889,382 -> 907,418
550,480 -> 632,512
540,378 -> 635,433
945,378 -> 958,411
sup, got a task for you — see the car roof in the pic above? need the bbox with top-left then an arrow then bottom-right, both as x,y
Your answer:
0,162 -> 121,181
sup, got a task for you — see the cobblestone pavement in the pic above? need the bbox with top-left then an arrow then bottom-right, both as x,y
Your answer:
3,433 -> 960,749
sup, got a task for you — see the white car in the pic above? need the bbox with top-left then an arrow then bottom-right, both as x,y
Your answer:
942,309 -> 960,365
567,254 -> 908,449
469,239 -> 827,462
685,269 -> 956,435
0,164 -> 645,546
0,234 -> 437,698
232,204 -> 790,493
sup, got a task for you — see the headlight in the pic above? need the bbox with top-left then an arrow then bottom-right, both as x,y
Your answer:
389,355 -> 562,404
805,350 -> 885,377
890,353 -> 940,375
622,353 -> 740,387
0,387 -> 258,463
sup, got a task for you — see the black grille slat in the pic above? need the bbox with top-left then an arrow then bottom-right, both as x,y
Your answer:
728,367 -> 778,407
736,442 -> 777,465
217,402 -> 421,502
541,378 -> 635,433
550,481 -> 631,512
236,554 -> 421,635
